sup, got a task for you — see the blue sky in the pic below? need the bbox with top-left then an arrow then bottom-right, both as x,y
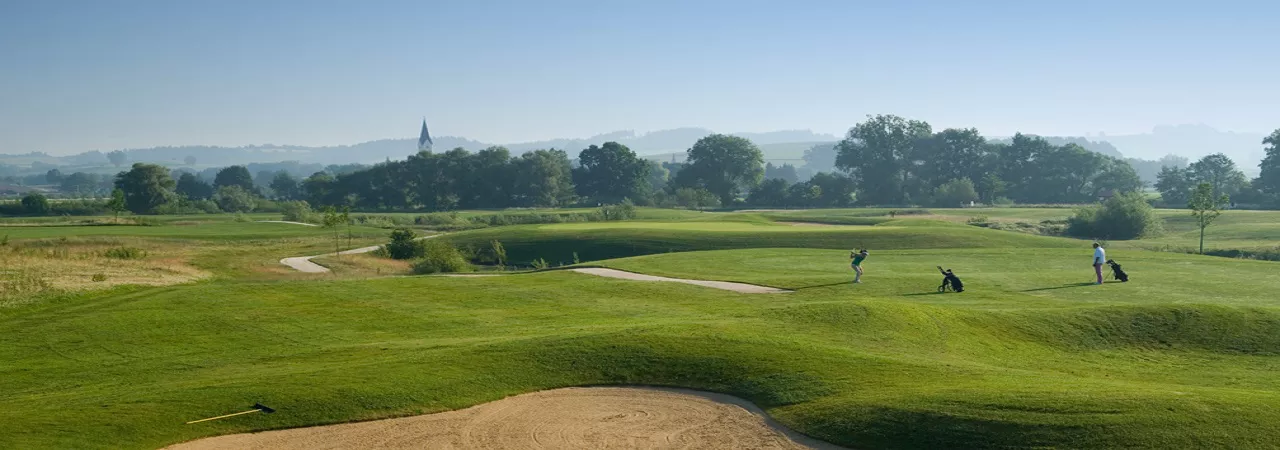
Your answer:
2,0 -> 1277,154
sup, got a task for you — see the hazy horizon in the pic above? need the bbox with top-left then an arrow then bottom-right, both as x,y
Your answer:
3,0 -> 1278,155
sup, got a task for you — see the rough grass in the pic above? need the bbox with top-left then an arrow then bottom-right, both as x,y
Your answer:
0,237 -> 206,305
310,252 -> 414,278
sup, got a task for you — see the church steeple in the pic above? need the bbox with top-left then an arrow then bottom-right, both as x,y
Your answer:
418,118 -> 433,152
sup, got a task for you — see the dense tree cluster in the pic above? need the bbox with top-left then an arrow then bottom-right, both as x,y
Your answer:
831,115 -> 1143,206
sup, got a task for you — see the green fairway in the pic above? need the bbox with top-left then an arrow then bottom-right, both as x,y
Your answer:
449,219 -> 1080,266
2,209 -> 1279,449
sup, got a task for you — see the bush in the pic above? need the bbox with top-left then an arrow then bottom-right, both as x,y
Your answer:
91,273 -> 108,282
599,199 -> 638,221
103,247 -> 147,260
385,228 -> 419,260
411,239 -> 472,274
1066,192 -> 1161,240
673,188 -> 721,209
20,193 -> 50,215
280,201 -> 315,223
154,198 -> 222,215
932,178 -> 979,207
214,185 -> 258,213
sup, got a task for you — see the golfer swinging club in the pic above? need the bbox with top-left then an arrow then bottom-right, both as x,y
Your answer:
851,248 -> 869,284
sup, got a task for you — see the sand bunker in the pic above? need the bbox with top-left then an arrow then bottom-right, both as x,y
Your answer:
571,268 -> 790,294
167,387 -> 839,450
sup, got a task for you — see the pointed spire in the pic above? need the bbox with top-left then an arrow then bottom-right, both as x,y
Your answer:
418,118 -> 433,152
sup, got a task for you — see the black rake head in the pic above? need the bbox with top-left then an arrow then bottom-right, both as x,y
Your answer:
253,403 -> 276,414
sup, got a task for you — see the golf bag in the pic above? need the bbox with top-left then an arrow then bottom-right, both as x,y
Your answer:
937,267 -> 964,293
1106,259 -> 1129,282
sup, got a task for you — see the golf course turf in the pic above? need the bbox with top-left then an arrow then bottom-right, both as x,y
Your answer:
2,210 -> 1279,448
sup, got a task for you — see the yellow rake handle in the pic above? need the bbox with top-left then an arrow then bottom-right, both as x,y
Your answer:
186,408 -> 262,424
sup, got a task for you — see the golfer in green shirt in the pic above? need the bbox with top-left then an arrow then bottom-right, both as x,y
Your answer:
851,249 -> 868,284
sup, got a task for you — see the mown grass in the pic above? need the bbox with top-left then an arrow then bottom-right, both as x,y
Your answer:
3,255 -> 1279,449
448,219 -> 1080,265
2,209 -> 1279,449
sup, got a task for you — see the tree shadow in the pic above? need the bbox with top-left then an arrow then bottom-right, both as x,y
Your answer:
793,282 -> 855,290
1021,282 -> 1097,292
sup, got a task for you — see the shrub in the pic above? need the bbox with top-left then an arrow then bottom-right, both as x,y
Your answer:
599,199 -> 638,220
966,215 -> 989,225
103,247 -> 147,260
1066,192 -> 1161,240
214,185 -> 258,213
20,193 -> 50,215
411,239 -> 471,274
932,178 -> 979,207
91,273 -> 108,282
385,228 -> 419,260
280,201 -> 315,223
531,258 -> 549,270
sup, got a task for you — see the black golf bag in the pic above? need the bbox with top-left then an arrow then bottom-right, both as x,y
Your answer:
938,268 -> 964,293
1106,259 -> 1129,282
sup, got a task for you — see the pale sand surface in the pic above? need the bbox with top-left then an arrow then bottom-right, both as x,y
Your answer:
570,268 -> 790,294
166,387 -> 841,450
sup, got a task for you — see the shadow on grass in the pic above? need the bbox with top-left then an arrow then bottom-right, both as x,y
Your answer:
794,282 -> 854,290
902,291 -> 948,296
1021,282 -> 1097,292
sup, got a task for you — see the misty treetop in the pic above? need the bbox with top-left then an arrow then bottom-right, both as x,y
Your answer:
824,114 -> 1144,206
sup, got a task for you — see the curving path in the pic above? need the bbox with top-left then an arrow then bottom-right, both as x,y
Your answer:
275,230 -> 786,293
256,220 -> 319,227
166,387 -> 841,450
570,268 -> 791,294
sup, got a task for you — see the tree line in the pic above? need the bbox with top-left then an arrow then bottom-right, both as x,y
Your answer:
1155,129 -> 1280,208
9,119 -> 1280,216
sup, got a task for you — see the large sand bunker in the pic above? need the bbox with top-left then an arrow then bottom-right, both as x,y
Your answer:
167,387 -> 840,449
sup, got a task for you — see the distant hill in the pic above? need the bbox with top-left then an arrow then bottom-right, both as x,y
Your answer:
1095,125 -> 1266,176
3,125 -> 1268,179
1,129 -> 839,171
988,135 -> 1123,159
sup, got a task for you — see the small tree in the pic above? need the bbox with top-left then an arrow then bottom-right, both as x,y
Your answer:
321,206 -> 347,257
1188,182 -> 1228,254
491,240 -> 507,268
107,188 -> 127,222
107,150 -> 128,168
385,228 -> 419,260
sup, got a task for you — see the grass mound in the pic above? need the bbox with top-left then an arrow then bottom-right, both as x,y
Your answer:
1006,305 -> 1280,355
449,221 -> 1077,265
